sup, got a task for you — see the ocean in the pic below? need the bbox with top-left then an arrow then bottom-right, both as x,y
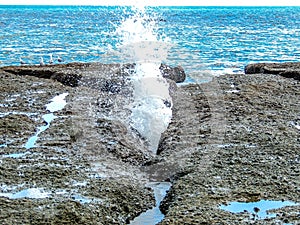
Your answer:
1,5 -> 300,80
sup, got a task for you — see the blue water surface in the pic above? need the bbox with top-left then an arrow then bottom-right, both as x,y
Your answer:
1,6 -> 300,77
220,200 -> 299,219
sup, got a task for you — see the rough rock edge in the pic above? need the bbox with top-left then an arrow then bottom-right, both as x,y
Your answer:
244,62 -> 300,80
0,62 -> 186,87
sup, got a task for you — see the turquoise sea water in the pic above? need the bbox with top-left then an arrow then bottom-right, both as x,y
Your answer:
1,5 -> 300,78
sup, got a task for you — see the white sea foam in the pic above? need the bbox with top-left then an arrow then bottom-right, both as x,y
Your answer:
116,6 -> 172,154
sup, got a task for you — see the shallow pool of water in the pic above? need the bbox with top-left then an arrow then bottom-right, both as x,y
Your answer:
24,113 -> 56,149
220,199 -> 299,219
0,188 -> 50,199
129,182 -> 171,225
2,152 -> 30,158
24,93 -> 68,149
46,93 -> 68,112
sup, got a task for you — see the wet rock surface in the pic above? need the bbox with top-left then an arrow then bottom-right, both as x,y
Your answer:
0,64 -> 154,224
1,62 -> 299,224
245,62 -> 300,80
158,72 -> 300,224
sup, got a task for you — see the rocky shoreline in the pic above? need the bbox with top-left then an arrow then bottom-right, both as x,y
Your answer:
0,62 -> 299,224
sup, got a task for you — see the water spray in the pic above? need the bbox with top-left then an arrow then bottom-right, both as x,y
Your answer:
116,6 -> 173,154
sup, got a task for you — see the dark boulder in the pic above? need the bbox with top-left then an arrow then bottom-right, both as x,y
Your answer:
160,64 -> 186,83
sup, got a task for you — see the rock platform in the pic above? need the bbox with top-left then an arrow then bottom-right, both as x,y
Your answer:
0,62 -> 299,224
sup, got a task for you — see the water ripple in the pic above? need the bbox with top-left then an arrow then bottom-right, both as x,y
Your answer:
1,6 -> 300,77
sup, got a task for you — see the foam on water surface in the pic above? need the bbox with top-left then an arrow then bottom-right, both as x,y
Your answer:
131,63 -> 172,153
116,5 -> 172,154
114,6 -> 173,223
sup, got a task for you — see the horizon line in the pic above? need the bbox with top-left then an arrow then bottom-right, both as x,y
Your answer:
1,4 -> 300,6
